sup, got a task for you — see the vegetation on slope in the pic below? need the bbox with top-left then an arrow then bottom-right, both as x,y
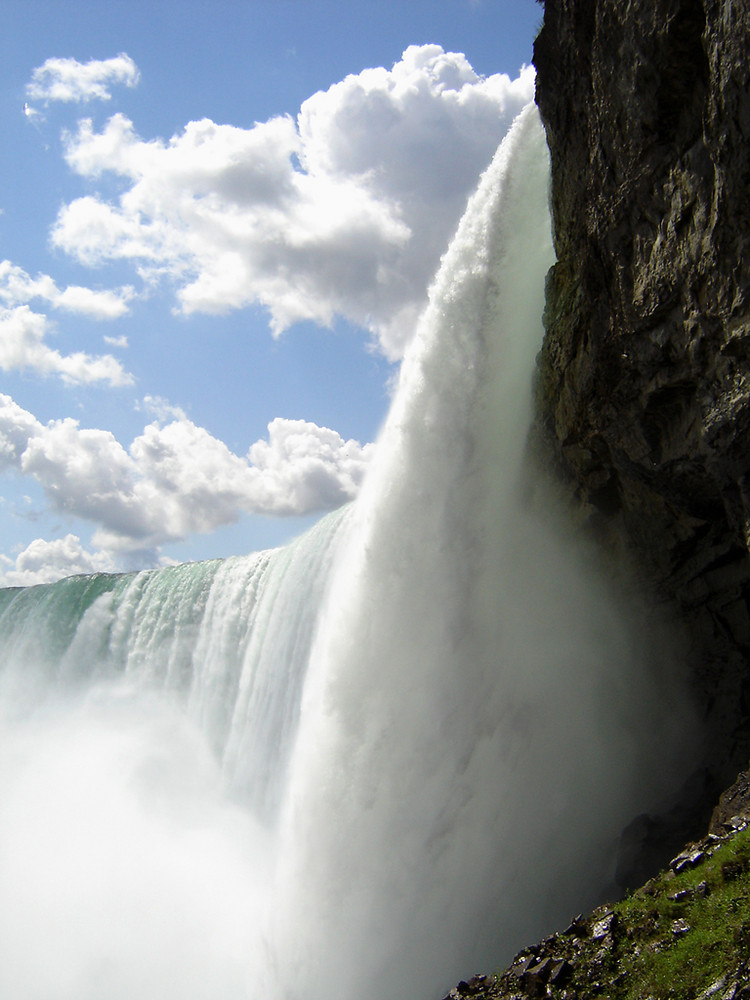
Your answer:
445,819 -> 750,1000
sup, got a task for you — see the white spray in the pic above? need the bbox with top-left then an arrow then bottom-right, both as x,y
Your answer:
269,104 -> 693,1000
0,105 -> 695,1000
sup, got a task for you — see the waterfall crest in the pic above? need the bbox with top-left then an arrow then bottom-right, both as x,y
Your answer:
0,106 -> 695,1000
0,506 -> 350,818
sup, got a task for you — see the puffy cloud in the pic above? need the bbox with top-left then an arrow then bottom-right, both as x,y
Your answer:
0,261 -> 57,304
103,334 -> 128,348
0,259 -> 135,319
0,535 -> 115,587
0,306 -> 133,386
0,395 -> 40,465
54,285 -> 134,319
26,53 -> 139,105
248,418 -> 374,514
138,395 -> 187,422
52,47 -> 535,358
0,395 -> 373,561
0,260 -> 134,385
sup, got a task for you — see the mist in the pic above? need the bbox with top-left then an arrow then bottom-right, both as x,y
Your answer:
266,104 -> 697,999
0,106 -> 698,1000
0,686 -> 269,1000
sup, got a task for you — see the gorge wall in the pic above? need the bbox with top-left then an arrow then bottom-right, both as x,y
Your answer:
533,0 -> 750,802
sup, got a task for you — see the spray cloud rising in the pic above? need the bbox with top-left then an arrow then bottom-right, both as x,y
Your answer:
0,106 -> 695,1000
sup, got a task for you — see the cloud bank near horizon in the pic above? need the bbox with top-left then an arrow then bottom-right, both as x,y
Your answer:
0,393 -> 372,578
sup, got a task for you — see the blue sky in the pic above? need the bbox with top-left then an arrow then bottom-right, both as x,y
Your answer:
0,0 -> 542,584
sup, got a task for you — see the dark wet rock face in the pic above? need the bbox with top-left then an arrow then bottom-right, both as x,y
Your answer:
533,0 -> 750,782
709,765 -> 750,834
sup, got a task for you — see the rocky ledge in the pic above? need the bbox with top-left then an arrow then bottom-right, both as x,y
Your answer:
441,768 -> 750,1000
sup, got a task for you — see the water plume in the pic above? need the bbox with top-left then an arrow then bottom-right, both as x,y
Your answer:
268,103 -> 694,1000
0,105 -> 696,1000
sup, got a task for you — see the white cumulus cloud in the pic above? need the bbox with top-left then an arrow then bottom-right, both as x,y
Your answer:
0,395 -> 373,563
103,334 -> 128,348
0,259 -> 135,319
0,306 -> 133,386
138,395 -> 187,422
247,417 -> 376,515
26,53 -> 140,105
54,285 -> 134,319
0,535 -> 115,587
0,260 -> 135,384
52,46 -> 535,358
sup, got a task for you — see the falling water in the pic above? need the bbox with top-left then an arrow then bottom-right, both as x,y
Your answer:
0,105 -> 695,1000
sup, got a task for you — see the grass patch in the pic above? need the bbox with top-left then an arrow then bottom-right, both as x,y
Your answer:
574,827 -> 750,999
478,825 -> 750,1000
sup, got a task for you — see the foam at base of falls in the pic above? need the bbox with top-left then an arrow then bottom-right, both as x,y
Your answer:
0,684 -> 270,1000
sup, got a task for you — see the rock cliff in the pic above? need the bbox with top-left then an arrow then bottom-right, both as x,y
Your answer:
533,0 -> 750,799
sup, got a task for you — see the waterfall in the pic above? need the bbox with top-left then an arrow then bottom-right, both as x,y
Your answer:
0,506 -> 349,819
0,105 -> 695,1000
